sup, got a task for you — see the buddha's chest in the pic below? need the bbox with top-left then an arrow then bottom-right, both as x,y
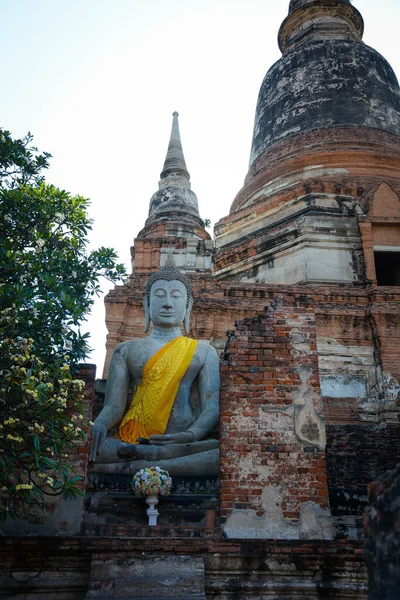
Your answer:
126,341 -> 204,386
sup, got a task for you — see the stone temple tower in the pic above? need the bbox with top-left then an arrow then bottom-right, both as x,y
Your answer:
214,0 -> 400,286
131,111 -> 212,274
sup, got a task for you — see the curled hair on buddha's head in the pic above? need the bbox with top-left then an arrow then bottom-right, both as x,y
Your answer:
143,254 -> 193,334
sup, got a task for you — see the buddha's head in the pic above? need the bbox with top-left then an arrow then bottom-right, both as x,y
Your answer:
144,258 -> 193,334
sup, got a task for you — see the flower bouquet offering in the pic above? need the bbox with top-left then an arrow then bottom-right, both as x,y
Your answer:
132,466 -> 172,497
132,466 -> 172,526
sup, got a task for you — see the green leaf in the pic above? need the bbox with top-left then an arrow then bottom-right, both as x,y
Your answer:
41,457 -> 57,470
68,475 -> 83,485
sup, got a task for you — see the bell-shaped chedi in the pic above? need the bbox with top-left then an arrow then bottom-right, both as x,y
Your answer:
214,0 -> 400,286
249,0 -> 399,171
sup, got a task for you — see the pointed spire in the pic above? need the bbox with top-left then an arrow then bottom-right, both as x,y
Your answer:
160,112 -> 190,181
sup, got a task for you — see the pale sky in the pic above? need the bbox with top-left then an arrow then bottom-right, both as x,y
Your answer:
2,0 -> 399,375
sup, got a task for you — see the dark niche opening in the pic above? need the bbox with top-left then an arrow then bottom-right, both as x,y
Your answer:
374,251 -> 400,286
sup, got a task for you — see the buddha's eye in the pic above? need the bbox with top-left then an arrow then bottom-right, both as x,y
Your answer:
171,290 -> 183,299
153,289 -> 166,298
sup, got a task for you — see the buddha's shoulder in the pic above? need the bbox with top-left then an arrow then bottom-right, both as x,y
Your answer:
195,340 -> 218,360
112,338 -> 152,358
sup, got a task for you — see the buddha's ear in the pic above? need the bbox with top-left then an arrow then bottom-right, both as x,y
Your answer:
183,297 -> 193,335
143,297 -> 150,333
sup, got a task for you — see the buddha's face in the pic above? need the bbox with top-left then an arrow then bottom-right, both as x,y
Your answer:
149,279 -> 187,328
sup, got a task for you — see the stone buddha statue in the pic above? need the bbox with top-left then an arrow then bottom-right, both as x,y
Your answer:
89,260 -> 220,476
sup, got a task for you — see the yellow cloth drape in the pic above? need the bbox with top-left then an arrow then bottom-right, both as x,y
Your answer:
116,336 -> 198,443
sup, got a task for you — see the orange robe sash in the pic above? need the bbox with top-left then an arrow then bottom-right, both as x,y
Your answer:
116,336 -> 198,444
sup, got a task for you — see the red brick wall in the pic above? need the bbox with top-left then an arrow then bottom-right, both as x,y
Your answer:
372,225 -> 400,247
229,127 -> 400,215
219,294 -> 330,522
369,183 -> 400,218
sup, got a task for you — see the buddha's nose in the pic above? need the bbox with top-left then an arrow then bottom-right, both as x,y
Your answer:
163,298 -> 172,309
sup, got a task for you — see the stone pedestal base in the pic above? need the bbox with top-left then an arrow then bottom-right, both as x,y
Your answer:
85,474 -> 218,530
86,554 -> 205,599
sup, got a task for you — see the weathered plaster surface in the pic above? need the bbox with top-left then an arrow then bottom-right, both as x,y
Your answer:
317,338 -> 383,422
223,486 -> 333,540
0,497 -> 85,537
215,211 -> 362,285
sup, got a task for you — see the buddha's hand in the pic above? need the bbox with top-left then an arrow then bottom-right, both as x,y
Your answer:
89,420 -> 108,461
147,431 -> 196,445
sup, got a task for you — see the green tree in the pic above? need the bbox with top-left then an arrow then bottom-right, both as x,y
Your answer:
0,129 -> 126,522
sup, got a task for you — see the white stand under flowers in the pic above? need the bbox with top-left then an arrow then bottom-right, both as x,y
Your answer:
132,467 -> 171,526
145,494 -> 159,526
